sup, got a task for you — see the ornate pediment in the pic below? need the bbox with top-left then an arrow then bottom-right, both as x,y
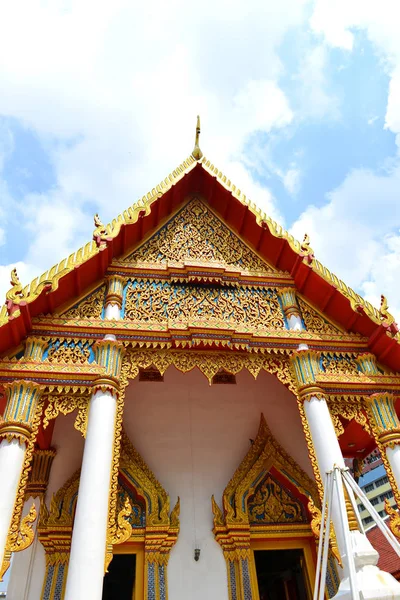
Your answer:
123,197 -> 277,274
247,472 -> 307,525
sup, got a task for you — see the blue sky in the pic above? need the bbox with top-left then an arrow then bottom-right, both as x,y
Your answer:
1,0 -> 400,319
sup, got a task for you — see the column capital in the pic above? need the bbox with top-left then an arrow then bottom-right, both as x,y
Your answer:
93,339 -> 125,393
24,337 -> 47,362
0,380 -> 44,444
105,275 -> 125,310
277,287 -> 301,320
356,353 -> 378,375
290,349 -> 325,400
366,392 -> 400,448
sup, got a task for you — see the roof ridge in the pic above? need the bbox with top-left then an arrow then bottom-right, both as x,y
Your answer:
1,151 -> 391,340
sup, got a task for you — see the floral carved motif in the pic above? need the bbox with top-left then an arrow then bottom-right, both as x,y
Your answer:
46,339 -> 94,365
124,198 -> 275,273
248,474 -> 306,524
328,399 -> 370,437
298,297 -> 341,335
321,353 -> 360,376
124,279 -> 285,331
60,285 -> 105,319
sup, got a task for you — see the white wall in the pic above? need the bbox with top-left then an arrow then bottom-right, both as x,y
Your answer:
12,367 -> 312,600
123,367 -> 312,600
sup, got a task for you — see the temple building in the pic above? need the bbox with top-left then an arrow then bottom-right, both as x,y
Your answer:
1,119 -> 400,600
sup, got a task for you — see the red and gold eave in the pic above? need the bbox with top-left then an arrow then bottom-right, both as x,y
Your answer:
1,157 -> 399,369
0,153 -> 399,461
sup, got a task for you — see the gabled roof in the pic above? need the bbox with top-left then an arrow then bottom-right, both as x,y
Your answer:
1,134 -> 400,369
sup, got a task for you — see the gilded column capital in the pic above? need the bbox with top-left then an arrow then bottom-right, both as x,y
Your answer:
24,337 -> 47,362
105,275 -> 125,310
0,380 -> 44,444
366,392 -> 400,448
356,353 -> 378,375
93,339 -> 126,394
26,448 -> 56,498
277,287 -> 301,320
290,349 -> 325,400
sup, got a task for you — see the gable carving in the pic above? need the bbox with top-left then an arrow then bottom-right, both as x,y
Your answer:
124,197 -> 276,273
58,285 -> 105,319
124,279 -> 285,331
247,472 -> 307,525
298,297 -> 342,335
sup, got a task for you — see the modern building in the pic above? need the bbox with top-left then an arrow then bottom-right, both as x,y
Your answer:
358,461 -> 397,527
1,122 -> 400,600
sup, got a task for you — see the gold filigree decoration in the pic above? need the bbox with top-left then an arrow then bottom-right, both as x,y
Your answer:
298,297 -> 341,335
5,268 -> 25,304
60,285 -> 105,319
124,279 -> 285,331
43,394 -> 89,437
248,474 -> 305,524
105,498 -> 133,571
321,353 -> 360,376
124,197 -> 275,273
384,499 -> 400,539
328,399 -> 370,437
122,347 -> 295,391
0,503 -> 37,581
46,339 -> 93,364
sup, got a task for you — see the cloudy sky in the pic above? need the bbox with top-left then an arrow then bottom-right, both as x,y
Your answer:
1,0 -> 400,319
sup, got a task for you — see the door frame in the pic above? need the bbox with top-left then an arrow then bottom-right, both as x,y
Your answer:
249,537 -> 316,600
112,542 -> 145,600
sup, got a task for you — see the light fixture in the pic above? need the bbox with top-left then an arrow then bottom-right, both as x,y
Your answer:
194,548 -> 201,561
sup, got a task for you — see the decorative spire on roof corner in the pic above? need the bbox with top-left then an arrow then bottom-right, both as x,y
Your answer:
379,294 -> 399,335
93,214 -> 109,248
192,115 -> 203,161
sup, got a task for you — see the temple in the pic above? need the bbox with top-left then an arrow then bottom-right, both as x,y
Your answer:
1,118 -> 400,600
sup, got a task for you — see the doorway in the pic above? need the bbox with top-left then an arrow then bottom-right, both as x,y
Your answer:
102,553 -> 136,600
254,549 -> 311,600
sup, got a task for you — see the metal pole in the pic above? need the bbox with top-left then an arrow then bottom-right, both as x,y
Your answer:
333,467 -> 360,600
343,469 -> 400,557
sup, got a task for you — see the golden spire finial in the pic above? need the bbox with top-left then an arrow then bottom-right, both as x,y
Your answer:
192,115 -> 203,161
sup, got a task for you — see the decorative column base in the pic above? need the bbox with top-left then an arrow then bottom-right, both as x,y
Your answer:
332,531 -> 400,599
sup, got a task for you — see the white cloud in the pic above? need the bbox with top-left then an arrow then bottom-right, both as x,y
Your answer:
283,167 -> 301,195
290,164 -> 400,318
310,0 -> 400,144
294,44 -> 340,120
0,0 -> 313,285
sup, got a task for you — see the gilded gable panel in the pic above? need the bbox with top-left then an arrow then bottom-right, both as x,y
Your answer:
124,279 -> 285,331
58,285 -> 106,319
297,297 -> 343,335
123,198 -> 276,273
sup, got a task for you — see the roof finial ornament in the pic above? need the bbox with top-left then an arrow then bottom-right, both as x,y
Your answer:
192,115 -> 203,161
380,294 -> 399,336
6,268 -> 25,304
301,233 -> 314,264
93,213 -> 109,247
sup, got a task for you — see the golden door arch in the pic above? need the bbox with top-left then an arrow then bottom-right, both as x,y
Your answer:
211,414 -> 340,600
38,431 -> 180,600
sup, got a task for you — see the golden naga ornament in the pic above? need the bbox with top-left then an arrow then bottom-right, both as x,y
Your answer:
93,213 -> 109,247
0,503 -> 37,581
379,294 -> 399,335
384,499 -> 400,539
5,268 -> 25,304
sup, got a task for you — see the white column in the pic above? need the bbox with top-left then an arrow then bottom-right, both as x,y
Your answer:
386,445 -> 400,490
304,396 -> 400,599
0,439 -> 26,566
104,304 -> 120,320
64,388 -> 117,600
287,314 -> 303,331
303,396 -> 347,554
